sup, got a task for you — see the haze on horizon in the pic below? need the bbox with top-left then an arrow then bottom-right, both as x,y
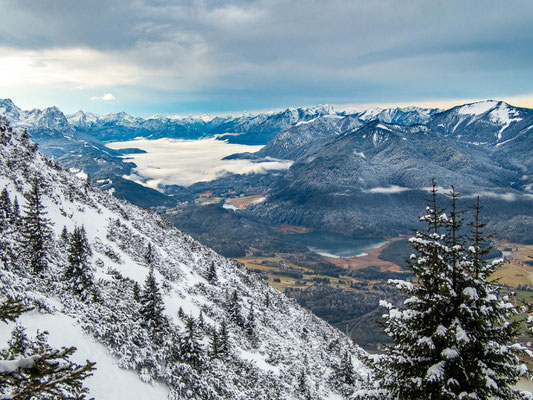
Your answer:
0,0 -> 532,117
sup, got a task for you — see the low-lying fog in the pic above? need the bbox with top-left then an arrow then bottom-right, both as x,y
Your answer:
106,138 -> 292,189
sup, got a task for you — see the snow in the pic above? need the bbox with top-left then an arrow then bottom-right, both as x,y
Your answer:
376,123 -> 392,131
239,348 -> 280,374
251,196 -> 266,205
441,348 -> 459,359
426,361 -> 445,382
489,103 -> 522,140
0,355 -> 40,373
457,101 -> 498,116
0,312 -> 170,400
463,287 -> 479,300
222,202 -> 240,211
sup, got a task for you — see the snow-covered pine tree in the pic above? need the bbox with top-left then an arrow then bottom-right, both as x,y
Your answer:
10,197 -> 21,228
227,290 -> 244,328
65,225 -> 94,301
144,242 -> 154,267
179,316 -> 204,370
218,321 -> 230,358
0,297 -> 95,399
139,265 -> 166,341
206,261 -> 217,284
21,177 -> 53,274
0,187 -> 12,223
245,305 -> 258,346
354,182 -> 530,400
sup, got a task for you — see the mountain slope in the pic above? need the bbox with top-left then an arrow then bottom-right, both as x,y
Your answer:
0,118 -> 366,399
250,119 -> 533,241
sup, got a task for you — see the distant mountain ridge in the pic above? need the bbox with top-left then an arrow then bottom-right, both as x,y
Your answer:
1,98 -> 531,245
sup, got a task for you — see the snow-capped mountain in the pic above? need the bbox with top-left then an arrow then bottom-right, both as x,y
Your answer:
0,99 -> 76,138
355,106 -> 439,126
250,112 -> 533,242
0,117 -> 366,399
429,100 -> 533,145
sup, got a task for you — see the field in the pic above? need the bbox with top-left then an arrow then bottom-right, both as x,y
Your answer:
235,255 -> 364,291
492,241 -> 533,288
224,194 -> 265,209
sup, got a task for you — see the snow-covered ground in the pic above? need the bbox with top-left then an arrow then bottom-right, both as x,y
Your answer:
0,312 -> 169,399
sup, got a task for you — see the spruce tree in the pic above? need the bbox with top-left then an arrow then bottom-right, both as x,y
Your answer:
139,266 -> 166,340
355,184 -> 529,400
209,329 -> 220,359
218,321 -> 230,358
0,297 -> 95,399
65,225 -> 93,300
0,188 -> 12,268
206,261 -> 217,283
334,351 -> 355,386
227,290 -> 244,328
144,243 -> 154,267
180,317 -> 203,369
21,178 -> 53,274
10,197 -> 21,228
0,187 -> 12,225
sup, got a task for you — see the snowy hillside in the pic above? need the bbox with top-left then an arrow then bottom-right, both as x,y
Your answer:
0,117 -> 366,399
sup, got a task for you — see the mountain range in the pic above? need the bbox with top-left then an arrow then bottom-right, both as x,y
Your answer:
1,98 -> 532,244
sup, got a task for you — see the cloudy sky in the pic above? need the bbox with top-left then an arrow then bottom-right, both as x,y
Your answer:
1,0 -> 532,116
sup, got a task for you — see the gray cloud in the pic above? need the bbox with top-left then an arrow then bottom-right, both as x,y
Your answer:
1,0 -> 532,114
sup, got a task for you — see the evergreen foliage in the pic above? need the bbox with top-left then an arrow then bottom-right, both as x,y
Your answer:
65,225 -> 94,301
139,266 -> 166,340
21,178 -> 53,274
355,183 -> 530,400
180,317 -> 204,370
227,290 -> 244,328
206,261 -> 217,284
0,297 -> 95,399
144,243 -> 154,267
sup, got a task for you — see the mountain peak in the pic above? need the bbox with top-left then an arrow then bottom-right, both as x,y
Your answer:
456,100 -> 502,116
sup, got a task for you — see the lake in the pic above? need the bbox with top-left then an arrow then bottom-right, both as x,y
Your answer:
284,231 -> 386,258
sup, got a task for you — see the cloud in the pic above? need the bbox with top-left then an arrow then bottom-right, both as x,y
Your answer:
1,0 -> 533,114
106,137 -> 292,187
91,93 -> 116,101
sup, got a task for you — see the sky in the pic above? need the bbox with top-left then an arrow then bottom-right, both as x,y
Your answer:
0,0 -> 532,117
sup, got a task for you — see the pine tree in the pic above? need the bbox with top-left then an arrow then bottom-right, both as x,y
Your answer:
132,281 -> 141,302
179,317 -> 203,369
0,187 -> 12,225
0,297 -> 95,399
218,321 -> 230,358
10,196 -> 21,228
245,306 -> 258,346
206,261 -> 217,283
60,226 -> 69,243
144,242 -> 154,267
65,225 -> 93,300
139,266 -> 166,340
0,188 -> 12,268
21,178 -> 53,274
209,329 -> 220,359
227,290 -> 243,328
355,184 -> 530,400
334,351 -> 355,386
